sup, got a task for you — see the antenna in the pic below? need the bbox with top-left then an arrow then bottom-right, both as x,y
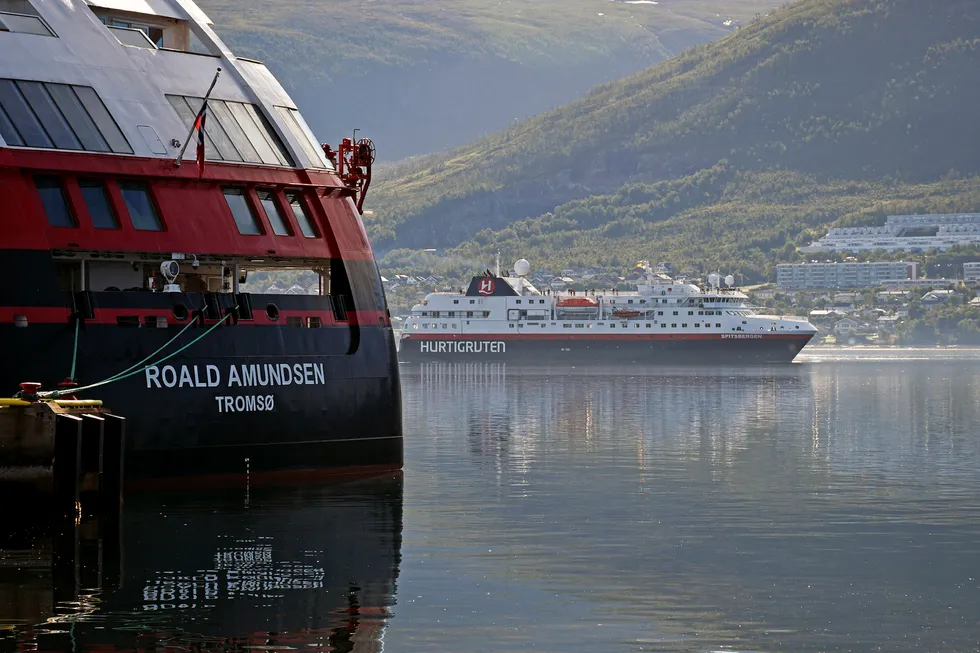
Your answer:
495,251 -> 500,277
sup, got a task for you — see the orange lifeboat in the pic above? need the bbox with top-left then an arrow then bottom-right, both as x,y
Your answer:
556,296 -> 600,316
556,297 -> 599,308
612,308 -> 642,319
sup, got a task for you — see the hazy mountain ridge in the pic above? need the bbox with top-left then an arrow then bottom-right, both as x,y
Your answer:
366,0 -> 980,271
199,0 -> 781,158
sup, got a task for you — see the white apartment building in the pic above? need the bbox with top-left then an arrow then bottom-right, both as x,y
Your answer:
801,214 -> 980,253
776,262 -> 916,289
965,262 -> 980,283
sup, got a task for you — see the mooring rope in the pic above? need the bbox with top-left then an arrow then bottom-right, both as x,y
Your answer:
42,308 -> 236,399
68,316 -> 80,381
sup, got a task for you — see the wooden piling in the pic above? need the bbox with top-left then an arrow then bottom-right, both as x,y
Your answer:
52,414 -> 82,516
1,399 -> 125,515
101,414 -> 125,514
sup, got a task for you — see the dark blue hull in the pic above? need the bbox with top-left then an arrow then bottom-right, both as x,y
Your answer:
2,308 -> 402,482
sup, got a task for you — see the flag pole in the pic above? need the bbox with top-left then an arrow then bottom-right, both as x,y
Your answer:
174,67 -> 221,167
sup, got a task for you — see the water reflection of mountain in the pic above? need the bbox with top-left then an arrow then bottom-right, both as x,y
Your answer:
0,477 -> 402,653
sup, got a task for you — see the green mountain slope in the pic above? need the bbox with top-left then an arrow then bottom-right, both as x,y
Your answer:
367,0 -> 980,273
199,0 -> 782,159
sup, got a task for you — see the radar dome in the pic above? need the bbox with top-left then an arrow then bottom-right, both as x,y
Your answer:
724,275 -> 735,287
707,273 -> 721,287
514,259 -> 531,277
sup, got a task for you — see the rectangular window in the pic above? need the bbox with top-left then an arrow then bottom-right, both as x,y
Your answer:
256,189 -> 291,236
79,179 -> 118,229
0,101 -> 23,145
166,95 -> 293,166
228,101 -> 286,165
108,25 -> 157,48
673,311 -> 678,316
71,86 -> 131,154
210,100 -> 260,162
223,188 -> 262,235
671,324 -> 677,328
184,96 -> 242,162
16,81 -> 80,150
0,11 -> 54,36
661,323 -> 666,328
35,175 -> 74,227
682,324 -> 688,328
275,106 -> 328,169
716,323 -> 721,328
45,84 -> 109,152
119,181 -> 162,231
285,191 -> 317,238
0,78 -> 50,147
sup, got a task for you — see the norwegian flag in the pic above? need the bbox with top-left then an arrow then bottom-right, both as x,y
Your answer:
193,101 -> 208,177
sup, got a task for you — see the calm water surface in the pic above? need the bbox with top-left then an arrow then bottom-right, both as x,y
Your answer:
3,354 -> 980,652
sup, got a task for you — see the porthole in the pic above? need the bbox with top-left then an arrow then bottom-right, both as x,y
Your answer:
172,302 -> 189,321
266,303 -> 280,321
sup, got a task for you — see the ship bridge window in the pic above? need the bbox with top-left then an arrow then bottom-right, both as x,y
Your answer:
167,95 -> 293,167
79,179 -> 118,229
285,191 -> 318,238
256,189 -> 291,236
119,181 -> 162,231
0,2 -> 55,37
0,79 -> 131,153
223,188 -> 262,235
275,106 -> 330,170
34,175 -> 74,227
108,25 -> 158,49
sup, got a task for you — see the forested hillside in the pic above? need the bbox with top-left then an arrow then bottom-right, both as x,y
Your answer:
368,0 -> 980,280
199,0 -> 781,159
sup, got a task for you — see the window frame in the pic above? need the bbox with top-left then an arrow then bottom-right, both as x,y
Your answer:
77,178 -> 119,229
34,174 -> 76,228
0,11 -> 56,37
117,179 -> 164,232
222,187 -> 264,236
255,188 -> 293,236
283,189 -> 319,238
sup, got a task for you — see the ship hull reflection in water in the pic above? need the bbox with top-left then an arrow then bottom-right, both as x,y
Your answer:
0,476 -> 402,653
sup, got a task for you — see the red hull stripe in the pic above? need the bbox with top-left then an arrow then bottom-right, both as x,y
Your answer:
0,307 -> 71,322
0,307 -> 388,326
402,333 -> 812,342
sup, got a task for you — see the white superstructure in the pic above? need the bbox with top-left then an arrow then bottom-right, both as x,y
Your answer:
405,261 -> 815,338
0,0 -> 331,169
